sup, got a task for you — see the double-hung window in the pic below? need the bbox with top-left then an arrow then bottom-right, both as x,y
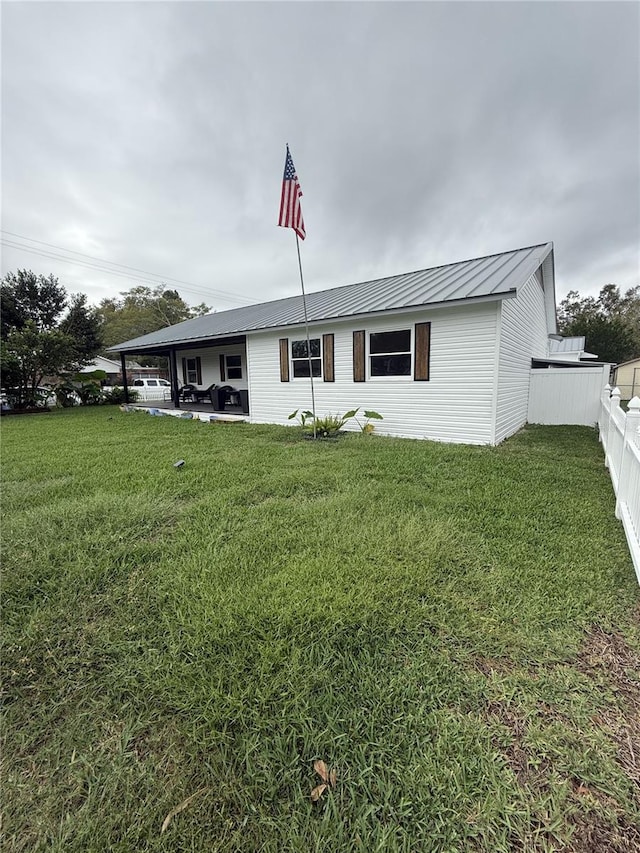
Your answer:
185,357 -> 199,384
291,338 -> 321,378
369,329 -> 412,376
225,354 -> 242,380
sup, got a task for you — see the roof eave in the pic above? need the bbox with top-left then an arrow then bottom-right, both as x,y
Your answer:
107,289 -> 517,353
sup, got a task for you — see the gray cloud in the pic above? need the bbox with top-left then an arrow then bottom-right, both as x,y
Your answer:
2,1 -> 638,312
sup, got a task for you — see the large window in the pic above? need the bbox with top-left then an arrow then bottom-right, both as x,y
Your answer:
225,354 -> 242,380
291,338 -> 321,378
369,329 -> 411,376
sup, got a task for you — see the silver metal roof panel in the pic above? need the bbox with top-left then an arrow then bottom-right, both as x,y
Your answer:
109,242 -> 553,352
548,336 -> 586,352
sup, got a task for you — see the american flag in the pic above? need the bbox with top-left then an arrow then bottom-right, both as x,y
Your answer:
278,145 -> 305,240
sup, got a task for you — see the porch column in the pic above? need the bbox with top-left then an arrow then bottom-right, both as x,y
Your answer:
120,352 -> 129,404
169,348 -> 181,408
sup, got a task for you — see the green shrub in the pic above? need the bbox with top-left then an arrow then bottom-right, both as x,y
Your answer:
288,408 -> 383,438
102,386 -> 139,405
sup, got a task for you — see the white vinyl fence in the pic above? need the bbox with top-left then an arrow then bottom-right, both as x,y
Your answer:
131,388 -> 171,402
599,386 -> 640,583
528,365 -> 609,425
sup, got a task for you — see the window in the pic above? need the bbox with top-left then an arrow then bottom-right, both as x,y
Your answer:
370,329 -> 411,376
133,379 -> 144,387
147,379 -> 158,387
185,357 -> 199,384
159,379 -> 170,387
291,339 -> 321,378
225,354 -> 242,380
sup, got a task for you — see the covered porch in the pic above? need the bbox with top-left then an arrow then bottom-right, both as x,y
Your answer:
114,334 -> 250,415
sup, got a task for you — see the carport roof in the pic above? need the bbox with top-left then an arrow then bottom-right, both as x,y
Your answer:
108,242 -> 554,353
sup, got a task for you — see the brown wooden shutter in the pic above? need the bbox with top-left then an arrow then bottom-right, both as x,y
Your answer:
279,338 -> 290,382
181,358 -> 187,384
219,354 -> 226,382
353,330 -> 365,382
196,357 -> 202,385
414,322 -> 431,381
322,334 -> 335,382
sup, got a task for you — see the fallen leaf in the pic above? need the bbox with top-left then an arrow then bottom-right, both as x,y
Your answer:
575,785 -> 590,797
313,759 -> 329,783
161,787 -> 209,834
329,768 -> 337,787
311,783 -> 328,802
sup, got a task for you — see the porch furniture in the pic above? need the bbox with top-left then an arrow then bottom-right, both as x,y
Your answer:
213,385 -> 241,411
192,382 -> 218,404
179,384 -> 196,402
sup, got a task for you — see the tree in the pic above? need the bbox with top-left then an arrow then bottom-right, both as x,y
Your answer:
0,270 -> 104,407
59,293 -> 104,363
557,284 -> 640,364
97,285 -> 210,348
1,269 -> 67,338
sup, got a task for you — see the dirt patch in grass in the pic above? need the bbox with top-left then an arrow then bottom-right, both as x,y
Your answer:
576,624 -> 640,710
484,700 -> 552,792
566,783 -> 640,852
568,817 -> 640,853
477,625 -> 640,851
473,656 -> 515,678
577,625 -> 640,797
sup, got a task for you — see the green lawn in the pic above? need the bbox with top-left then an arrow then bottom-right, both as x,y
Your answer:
2,408 -> 639,852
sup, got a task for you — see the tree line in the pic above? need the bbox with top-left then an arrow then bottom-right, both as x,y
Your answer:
557,283 -> 639,365
0,269 -> 209,408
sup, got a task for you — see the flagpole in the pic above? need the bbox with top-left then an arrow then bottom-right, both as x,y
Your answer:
295,233 -> 317,439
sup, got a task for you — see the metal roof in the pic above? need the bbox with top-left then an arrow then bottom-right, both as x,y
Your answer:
109,242 -> 554,353
548,336 -> 586,353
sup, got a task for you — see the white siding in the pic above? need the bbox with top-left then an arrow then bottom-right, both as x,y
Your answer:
494,272 -> 548,443
246,302 -> 499,444
175,344 -> 248,391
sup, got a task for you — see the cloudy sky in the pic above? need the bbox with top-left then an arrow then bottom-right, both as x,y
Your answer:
2,1 -> 638,313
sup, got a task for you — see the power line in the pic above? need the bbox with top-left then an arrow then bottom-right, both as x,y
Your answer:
0,229 -> 254,304
2,239 -> 200,292
0,230 -> 256,306
1,239 -> 246,307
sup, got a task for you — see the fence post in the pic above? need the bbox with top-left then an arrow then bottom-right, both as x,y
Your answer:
604,385 -> 620,480
600,383 -> 612,446
615,396 -> 640,520
605,386 -> 621,468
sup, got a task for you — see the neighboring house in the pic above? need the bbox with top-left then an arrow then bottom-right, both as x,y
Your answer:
108,242 -> 603,444
79,356 -> 123,384
612,358 -> 640,400
79,357 -> 168,385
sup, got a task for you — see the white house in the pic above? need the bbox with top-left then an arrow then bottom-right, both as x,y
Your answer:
79,355 -> 123,382
108,242 -> 604,444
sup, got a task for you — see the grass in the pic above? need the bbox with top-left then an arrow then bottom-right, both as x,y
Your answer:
2,408 -> 639,852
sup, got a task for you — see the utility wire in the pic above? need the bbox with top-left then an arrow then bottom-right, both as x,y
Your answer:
1,239 -> 245,307
1,230 -> 256,306
1,229 -> 254,304
1,239 -> 201,292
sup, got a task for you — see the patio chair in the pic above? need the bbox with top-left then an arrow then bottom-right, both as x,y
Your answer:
179,384 -> 197,402
192,382 -> 218,404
